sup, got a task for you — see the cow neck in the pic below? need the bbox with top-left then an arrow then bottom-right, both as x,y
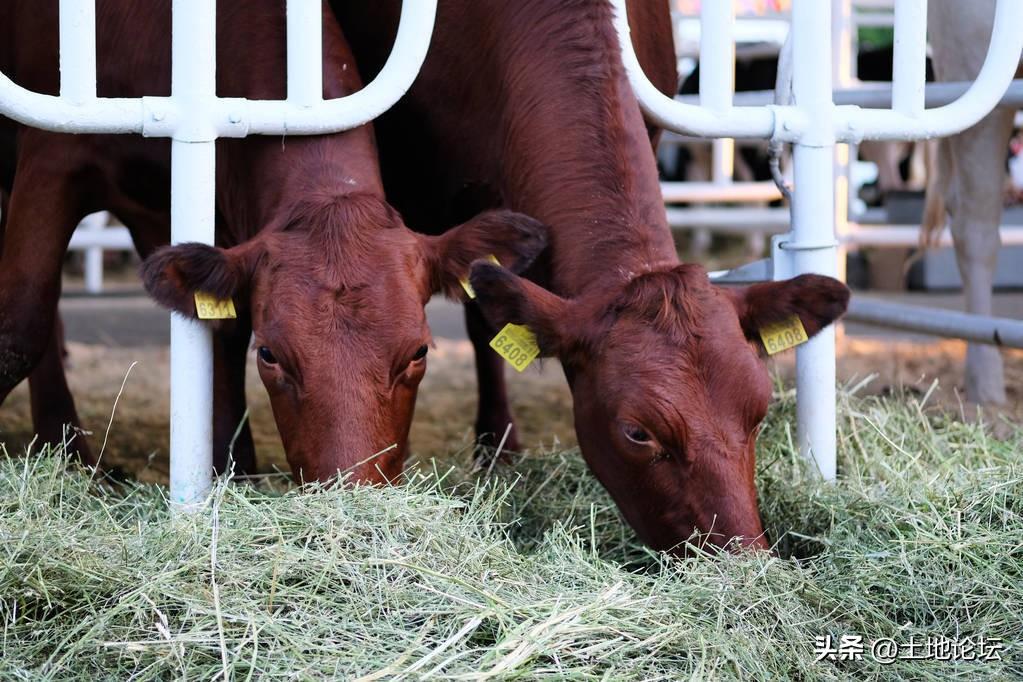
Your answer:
219,130 -> 386,243
493,10 -> 679,299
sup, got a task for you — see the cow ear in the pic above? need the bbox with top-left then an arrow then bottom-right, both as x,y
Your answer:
421,210 -> 548,298
725,274 -> 850,353
468,261 -> 576,358
140,241 -> 261,319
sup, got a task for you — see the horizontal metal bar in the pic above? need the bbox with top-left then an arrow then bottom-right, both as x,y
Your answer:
666,206 -> 790,230
681,81 -> 1023,110
661,181 -> 782,203
847,297 -> 1023,348
845,223 -> 1023,247
666,208 -> 1023,246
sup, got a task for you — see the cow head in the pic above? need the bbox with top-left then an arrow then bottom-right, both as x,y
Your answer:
470,261 -> 848,553
142,194 -> 546,484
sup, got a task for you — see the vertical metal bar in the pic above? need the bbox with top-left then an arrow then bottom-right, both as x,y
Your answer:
833,0 -> 855,285
699,1 -> 735,259
169,0 -> 217,508
287,0 -> 323,106
81,213 -> 105,294
59,0 -> 97,103
892,0 -> 927,116
791,0 -> 838,481
698,0 -> 734,112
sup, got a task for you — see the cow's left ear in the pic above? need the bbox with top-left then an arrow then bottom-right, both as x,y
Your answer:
419,210 -> 548,298
723,274 -> 850,352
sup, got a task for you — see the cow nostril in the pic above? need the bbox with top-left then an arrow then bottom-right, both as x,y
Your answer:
257,346 -> 278,365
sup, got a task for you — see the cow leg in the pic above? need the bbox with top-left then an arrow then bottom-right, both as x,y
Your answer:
947,108 -> 1016,405
0,139 -> 87,410
465,302 -> 520,457
212,316 -> 256,475
27,314 -> 95,464
4,192 -> 94,463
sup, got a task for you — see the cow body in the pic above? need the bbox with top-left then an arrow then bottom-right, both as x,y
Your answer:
0,0 -> 546,481
334,0 -> 849,553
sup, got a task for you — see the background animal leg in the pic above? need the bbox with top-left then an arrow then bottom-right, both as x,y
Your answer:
946,109 -> 1016,405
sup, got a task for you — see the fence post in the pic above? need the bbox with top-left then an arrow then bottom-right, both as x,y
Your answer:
789,0 -> 839,479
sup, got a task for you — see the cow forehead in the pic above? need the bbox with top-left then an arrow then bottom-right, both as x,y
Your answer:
596,313 -> 768,411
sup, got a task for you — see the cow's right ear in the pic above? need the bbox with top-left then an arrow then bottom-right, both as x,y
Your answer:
468,261 -> 580,358
140,241 -> 261,318
419,210 -> 548,299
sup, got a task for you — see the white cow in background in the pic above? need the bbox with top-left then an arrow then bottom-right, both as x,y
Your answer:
924,0 -> 1021,406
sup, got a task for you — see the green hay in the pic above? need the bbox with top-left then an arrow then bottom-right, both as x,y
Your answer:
1,391 -> 1021,680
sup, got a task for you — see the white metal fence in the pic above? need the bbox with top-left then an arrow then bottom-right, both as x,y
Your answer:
614,0 -> 1023,479
0,0 -> 438,507
665,2 -> 1023,257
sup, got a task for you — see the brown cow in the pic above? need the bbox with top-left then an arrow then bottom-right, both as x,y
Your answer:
0,1 -> 547,483
334,0 -> 849,552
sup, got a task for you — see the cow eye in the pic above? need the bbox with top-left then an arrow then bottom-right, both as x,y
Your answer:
257,346 -> 278,365
411,345 -> 429,362
622,423 -> 653,445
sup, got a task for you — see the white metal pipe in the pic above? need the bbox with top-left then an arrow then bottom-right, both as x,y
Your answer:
0,79 -> 144,133
67,226 -> 134,249
169,139 -> 216,509
832,0 -> 855,285
59,0 -> 97,103
847,298 -> 1023,349
168,0 -> 218,508
843,224 -> 1023,247
666,207 -> 791,230
171,0 -> 217,143
791,0 -> 838,480
698,0 -> 734,113
711,139 -> 734,184
611,0 -> 780,139
245,0 -> 437,135
78,213 -> 107,294
287,0 -> 323,107
664,211 -> 1023,247
839,0 -> 1023,141
891,0 -> 927,117
661,181 -> 782,204
703,80 -> 1023,111
84,246 -> 104,294
832,0 -> 856,89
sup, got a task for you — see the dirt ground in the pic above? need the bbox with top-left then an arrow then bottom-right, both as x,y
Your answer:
1,334 -> 1021,483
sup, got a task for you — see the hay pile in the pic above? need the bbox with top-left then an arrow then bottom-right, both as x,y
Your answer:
2,391 -> 1021,680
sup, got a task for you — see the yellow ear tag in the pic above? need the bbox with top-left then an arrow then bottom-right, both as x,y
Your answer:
460,254 -> 502,300
759,315 -> 808,355
194,291 -> 237,320
490,323 -> 540,372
